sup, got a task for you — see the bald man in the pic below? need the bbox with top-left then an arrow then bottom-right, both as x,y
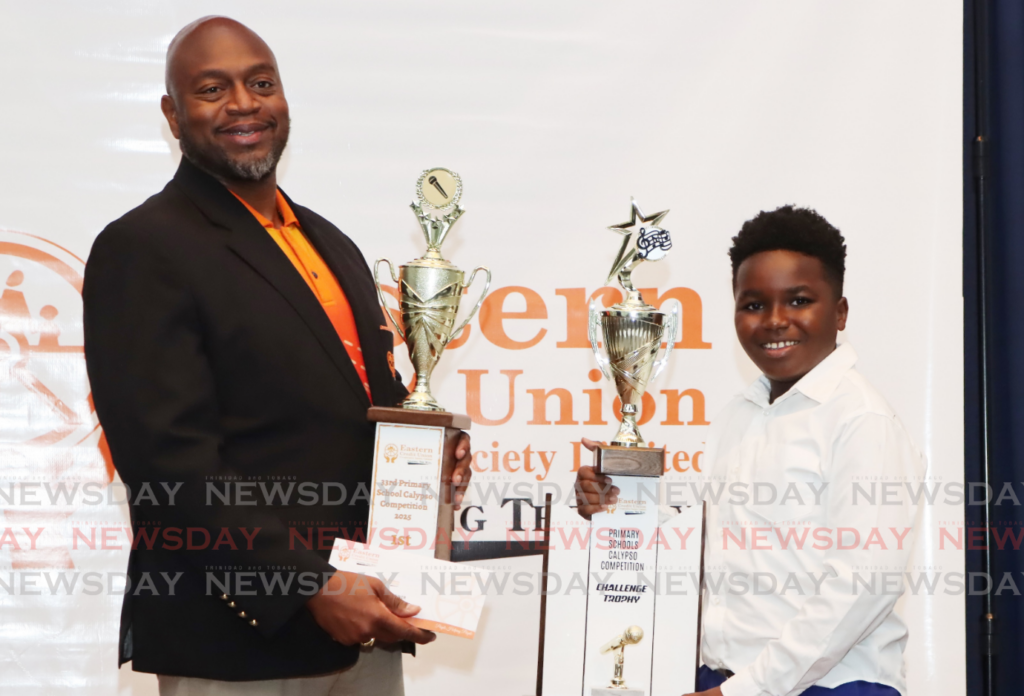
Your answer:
83,17 -> 473,696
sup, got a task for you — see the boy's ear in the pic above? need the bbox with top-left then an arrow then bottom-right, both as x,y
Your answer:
836,297 -> 849,332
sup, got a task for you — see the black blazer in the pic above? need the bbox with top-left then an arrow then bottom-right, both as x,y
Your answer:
83,157 -> 407,680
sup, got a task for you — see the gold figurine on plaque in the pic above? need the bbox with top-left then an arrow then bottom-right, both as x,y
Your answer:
588,198 -> 678,476
374,168 -> 491,411
597,626 -> 645,694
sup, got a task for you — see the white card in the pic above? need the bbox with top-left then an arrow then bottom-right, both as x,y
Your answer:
329,540 -> 490,639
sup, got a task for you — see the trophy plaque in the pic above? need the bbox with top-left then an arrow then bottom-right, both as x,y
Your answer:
582,476 -> 660,696
589,198 -> 678,477
368,168 -> 491,560
581,198 -> 677,696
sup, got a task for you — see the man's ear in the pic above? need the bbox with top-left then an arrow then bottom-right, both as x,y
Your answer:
836,297 -> 849,332
160,95 -> 181,139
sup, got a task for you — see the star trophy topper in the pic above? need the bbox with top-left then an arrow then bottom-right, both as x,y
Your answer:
588,197 -> 679,476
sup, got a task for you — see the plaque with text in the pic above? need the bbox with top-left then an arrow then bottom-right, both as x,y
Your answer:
368,168 -> 488,559
583,476 -> 661,695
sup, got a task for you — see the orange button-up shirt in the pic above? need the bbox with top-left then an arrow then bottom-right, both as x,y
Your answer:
231,190 -> 372,402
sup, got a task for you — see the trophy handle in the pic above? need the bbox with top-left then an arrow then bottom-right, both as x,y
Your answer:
451,266 -> 492,340
588,298 -> 613,381
650,300 -> 680,382
373,258 -> 405,341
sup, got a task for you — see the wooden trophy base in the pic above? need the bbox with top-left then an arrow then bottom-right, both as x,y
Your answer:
367,406 -> 472,431
367,407 -> 471,561
593,444 -> 665,477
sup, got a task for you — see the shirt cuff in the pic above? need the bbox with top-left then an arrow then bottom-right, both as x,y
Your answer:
720,667 -> 765,696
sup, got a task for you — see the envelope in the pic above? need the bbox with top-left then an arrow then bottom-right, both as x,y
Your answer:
329,541 -> 490,638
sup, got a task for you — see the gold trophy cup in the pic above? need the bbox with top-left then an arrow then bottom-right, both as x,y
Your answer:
374,168 -> 491,412
366,168 -> 488,561
589,198 -> 678,476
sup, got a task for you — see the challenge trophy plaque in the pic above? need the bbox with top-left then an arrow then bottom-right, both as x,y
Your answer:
588,197 -> 678,476
582,198 -> 677,696
368,168 -> 491,560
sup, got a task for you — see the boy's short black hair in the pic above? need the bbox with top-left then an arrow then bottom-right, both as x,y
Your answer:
729,205 -> 847,297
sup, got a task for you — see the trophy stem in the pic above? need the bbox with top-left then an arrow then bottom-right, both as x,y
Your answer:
402,370 -> 444,412
610,646 -> 627,688
612,403 -> 644,447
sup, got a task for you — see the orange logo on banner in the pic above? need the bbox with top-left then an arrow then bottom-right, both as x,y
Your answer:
374,279 -> 713,481
0,229 -> 112,569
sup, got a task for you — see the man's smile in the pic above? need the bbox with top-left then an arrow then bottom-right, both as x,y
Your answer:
217,121 -> 272,146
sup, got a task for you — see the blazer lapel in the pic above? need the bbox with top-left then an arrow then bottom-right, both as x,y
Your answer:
172,158 -> 371,408
287,198 -> 399,406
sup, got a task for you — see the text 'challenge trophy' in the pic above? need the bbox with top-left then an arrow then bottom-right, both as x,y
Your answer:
582,198 -> 678,696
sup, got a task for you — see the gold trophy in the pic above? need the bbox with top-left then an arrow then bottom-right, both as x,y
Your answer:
366,168 -> 489,560
374,167 -> 491,411
597,626 -> 644,693
588,198 -> 678,476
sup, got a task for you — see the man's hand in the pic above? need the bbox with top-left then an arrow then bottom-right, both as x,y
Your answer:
307,570 -> 436,646
683,688 -> 723,696
450,431 -> 472,510
574,437 -> 619,520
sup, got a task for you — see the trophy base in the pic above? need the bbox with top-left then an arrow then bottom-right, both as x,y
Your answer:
593,444 -> 664,477
367,407 -> 471,561
367,406 -> 472,430
591,688 -> 644,696
399,392 -> 445,412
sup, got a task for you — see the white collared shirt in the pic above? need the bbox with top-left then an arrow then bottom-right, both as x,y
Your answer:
700,343 -> 925,696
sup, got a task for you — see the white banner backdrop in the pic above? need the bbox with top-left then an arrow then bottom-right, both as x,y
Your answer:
0,2 -> 963,695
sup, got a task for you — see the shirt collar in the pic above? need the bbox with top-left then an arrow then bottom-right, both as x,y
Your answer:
742,342 -> 858,408
230,189 -> 300,230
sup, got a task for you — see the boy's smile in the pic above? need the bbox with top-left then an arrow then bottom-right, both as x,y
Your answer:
734,249 -> 848,402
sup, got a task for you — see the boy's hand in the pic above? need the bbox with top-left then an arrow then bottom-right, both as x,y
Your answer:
574,438 -> 620,520
683,688 -> 723,696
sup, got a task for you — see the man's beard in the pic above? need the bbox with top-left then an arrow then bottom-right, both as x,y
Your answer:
178,119 -> 289,182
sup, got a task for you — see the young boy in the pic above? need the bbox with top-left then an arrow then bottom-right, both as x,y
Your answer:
577,205 -> 923,696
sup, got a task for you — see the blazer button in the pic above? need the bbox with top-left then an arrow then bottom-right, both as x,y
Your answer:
227,601 -> 237,609
238,611 -> 247,619
249,619 -> 258,627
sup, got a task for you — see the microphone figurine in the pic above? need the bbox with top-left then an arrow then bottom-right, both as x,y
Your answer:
599,625 -> 644,690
